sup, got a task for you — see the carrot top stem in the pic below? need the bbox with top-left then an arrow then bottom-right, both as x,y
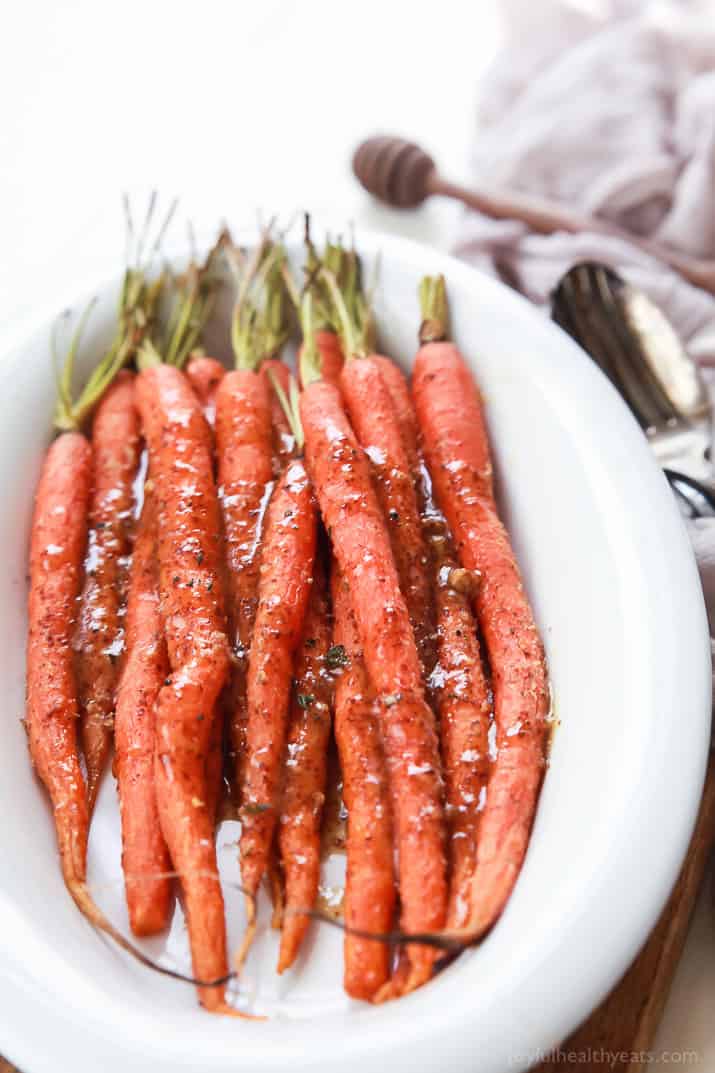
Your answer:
318,241 -> 375,361
165,265 -> 215,367
319,267 -> 363,361
303,225 -> 348,331
257,247 -> 289,359
297,290 -> 323,387
418,275 -> 448,344
53,191 -> 176,431
54,193 -> 178,422
118,192 -> 177,330
138,254 -> 218,371
291,230 -> 369,381
266,369 -> 304,450
53,272 -> 163,432
229,240 -> 288,371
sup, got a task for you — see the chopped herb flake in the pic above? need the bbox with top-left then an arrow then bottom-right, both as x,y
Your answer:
326,644 -> 348,670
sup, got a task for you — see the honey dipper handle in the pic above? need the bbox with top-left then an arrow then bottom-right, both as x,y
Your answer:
352,134 -> 715,296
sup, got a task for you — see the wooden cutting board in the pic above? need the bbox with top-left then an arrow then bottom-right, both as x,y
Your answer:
536,750 -> 715,1073
3,758 -> 713,1073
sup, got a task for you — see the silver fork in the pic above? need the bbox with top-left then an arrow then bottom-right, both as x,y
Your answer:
552,262 -> 715,518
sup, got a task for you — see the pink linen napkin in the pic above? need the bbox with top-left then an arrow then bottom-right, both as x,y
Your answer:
456,0 -> 715,361
455,0 -> 715,698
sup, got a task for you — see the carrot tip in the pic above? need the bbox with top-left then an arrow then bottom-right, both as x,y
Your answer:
268,863 -> 284,931
204,1000 -> 267,1021
276,931 -> 296,975
86,778 -> 101,818
234,898 -> 257,973
371,978 -> 397,1004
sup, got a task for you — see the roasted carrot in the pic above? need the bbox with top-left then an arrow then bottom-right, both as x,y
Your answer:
341,357 -> 434,673
360,351 -> 491,929
186,353 -> 226,427
74,370 -> 141,812
276,553 -> 332,972
299,364 -> 446,992
314,330 -> 344,386
136,361 -> 233,1011
114,483 -> 172,935
263,344 -> 331,954
368,354 -> 420,478
216,370 -> 273,788
412,276 -> 549,941
185,354 -> 227,821
27,432 -> 93,890
27,274 -> 154,914
134,256 -> 240,1012
427,516 -> 491,929
322,265 -> 435,675
215,242 -> 288,796
298,330 -> 344,390
332,568 -> 395,999
239,457 -> 317,918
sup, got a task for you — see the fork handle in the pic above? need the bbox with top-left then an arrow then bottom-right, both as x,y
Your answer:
353,135 -> 715,295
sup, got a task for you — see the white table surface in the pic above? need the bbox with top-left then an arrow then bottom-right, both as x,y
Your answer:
1,0 -> 713,1068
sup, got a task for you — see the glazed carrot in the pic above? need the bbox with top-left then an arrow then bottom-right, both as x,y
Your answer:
368,355 -> 420,478
239,458 -> 317,913
340,356 -> 434,674
322,264 -> 435,675
114,484 -> 172,935
277,554 -> 332,973
359,351 -> 491,928
299,368 -> 446,992
27,432 -> 93,890
74,370 -> 141,812
412,276 -> 549,941
259,361 -> 312,930
332,568 -> 395,999
136,362 -> 233,1011
298,330 -> 344,390
186,353 -> 225,426
315,330 -> 344,386
27,206 -> 192,962
427,520 -> 491,929
132,257 -> 237,1011
187,354 -> 227,817
216,243 -> 290,789
27,275 -> 154,917
216,370 -> 273,782
186,354 -> 227,821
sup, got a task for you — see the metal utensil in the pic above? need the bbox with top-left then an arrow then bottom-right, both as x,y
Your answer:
552,262 -> 715,518
352,135 -> 715,296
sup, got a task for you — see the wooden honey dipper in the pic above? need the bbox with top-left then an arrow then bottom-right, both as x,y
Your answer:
352,135 -> 715,296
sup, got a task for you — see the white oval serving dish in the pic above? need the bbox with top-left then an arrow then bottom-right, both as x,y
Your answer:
0,229 -> 710,1073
